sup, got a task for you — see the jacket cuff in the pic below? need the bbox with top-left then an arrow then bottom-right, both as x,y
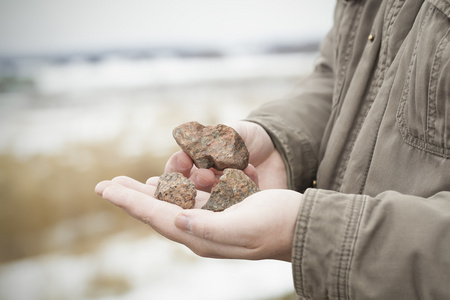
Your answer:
292,188 -> 367,299
243,116 -> 316,192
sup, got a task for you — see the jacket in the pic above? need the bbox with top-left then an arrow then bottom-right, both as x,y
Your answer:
246,0 -> 450,299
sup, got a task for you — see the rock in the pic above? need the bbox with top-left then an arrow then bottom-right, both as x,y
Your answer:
202,169 -> 260,212
155,172 -> 196,209
172,121 -> 249,171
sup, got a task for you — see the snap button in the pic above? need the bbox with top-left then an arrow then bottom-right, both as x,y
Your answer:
368,34 -> 375,42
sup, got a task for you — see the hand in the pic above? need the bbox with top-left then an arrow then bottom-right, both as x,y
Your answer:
95,176 -> 302,261
165,121 -> 288,191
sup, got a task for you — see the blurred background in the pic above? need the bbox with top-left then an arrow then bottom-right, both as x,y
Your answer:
0,0 -> 335,299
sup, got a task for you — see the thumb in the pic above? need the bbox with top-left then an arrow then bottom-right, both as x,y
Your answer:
174,209 -> 244,246
174,209 -> 215,237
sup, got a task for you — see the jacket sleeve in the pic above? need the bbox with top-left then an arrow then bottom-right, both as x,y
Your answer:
245,26 -> 336,192
293,188 -> 450,300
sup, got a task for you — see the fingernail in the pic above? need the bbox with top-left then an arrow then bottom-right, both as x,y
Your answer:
175,214 -> 192,233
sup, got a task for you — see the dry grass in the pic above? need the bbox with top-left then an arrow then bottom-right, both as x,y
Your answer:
86,273 -> 132,298
0,138 -> 171,262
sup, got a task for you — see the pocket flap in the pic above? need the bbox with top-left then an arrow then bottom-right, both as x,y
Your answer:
428,0 -> 450,17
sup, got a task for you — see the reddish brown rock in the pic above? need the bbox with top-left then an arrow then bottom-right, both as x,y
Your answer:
172,121 -> 249,171
155,172 -> 196,209
202,169 -> 260,212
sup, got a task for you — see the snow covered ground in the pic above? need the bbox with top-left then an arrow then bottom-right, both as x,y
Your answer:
0,232 -> 294,300
0,53 -> 316,158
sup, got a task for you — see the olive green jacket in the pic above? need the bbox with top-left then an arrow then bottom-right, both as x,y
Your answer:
247,0 -> 450,299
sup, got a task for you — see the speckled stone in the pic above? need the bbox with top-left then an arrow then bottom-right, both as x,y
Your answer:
202,169 -> 260,212
172,121 -> 249,171
155,172 -> 196,209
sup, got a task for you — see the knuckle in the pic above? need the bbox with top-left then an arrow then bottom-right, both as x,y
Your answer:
164,154 -> 178,172
102,185 -> 116,199
192,221 -> 214,241
202,229 -> 215,241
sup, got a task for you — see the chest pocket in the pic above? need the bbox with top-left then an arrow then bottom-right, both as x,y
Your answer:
396,0 -> 450,158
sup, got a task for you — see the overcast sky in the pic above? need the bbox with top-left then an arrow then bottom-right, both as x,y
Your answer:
0,0 -> 335,56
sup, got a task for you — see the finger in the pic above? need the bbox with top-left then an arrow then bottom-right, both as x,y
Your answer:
99,181 -> 246,257
112,176 -> 156,196
164,151 -> 193,177
99,180 -> 184,231
189,165 -> 257,191
189,168 -> 217,192
95,180 -> 111,196
97,179 -> 264,259
174,206 -> 258,249
227,121 -> 274,166
193,191 -> 211,208
255,150 -> 288,189
146,176 -> 159,186
243,164 -> 258,187
173,209 -> 262,259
